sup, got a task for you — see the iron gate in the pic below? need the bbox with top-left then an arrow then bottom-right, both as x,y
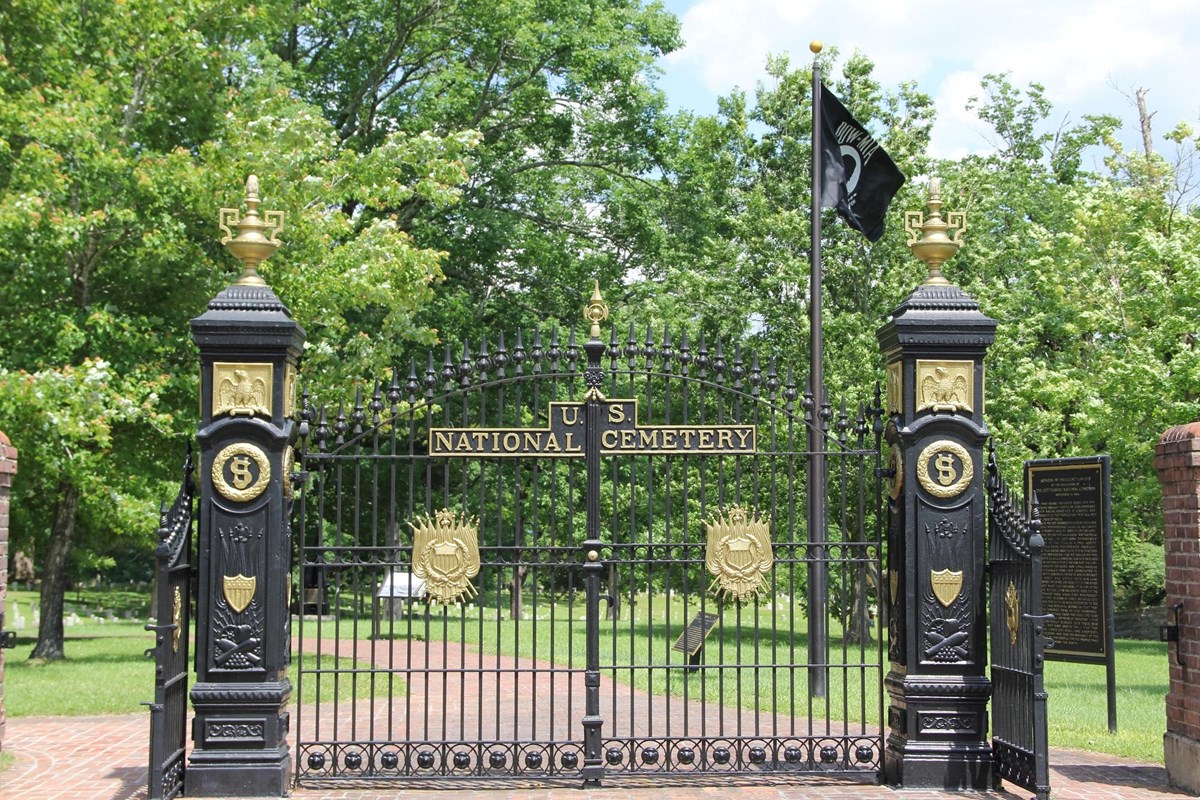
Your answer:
293,309 -> 885,785
146,447 -> 195,800
986,444 -> 1052,800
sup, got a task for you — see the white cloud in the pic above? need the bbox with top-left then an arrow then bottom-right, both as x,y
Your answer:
662,0 -> 1200,157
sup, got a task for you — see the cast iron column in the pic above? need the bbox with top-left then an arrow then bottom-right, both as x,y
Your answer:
580,282 -> 609,785
877,180 -> 996,789
186,177 -> 304,796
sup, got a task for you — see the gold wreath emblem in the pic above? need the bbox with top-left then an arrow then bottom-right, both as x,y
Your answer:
282,446 -> 295,502
212,442 -> 271,503
172,586 -> 182,653
916,440 -> 973,499
1005,581 -> 1020,645
410,509 -> 481,605
704,506 -> 773,601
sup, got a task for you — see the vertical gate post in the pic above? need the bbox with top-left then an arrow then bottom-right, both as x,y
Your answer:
581,282 -> 609,785
1155,422 -> 1200,795
186,177 -> 304,796
876,181 -> 996,789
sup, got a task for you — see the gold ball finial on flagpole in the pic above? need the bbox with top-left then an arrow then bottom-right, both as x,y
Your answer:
904,178 -> 967,286
809,40 -> 823,54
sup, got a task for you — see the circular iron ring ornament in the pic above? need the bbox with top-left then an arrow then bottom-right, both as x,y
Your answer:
212,442 -> 271,502
916,439 -> 973,499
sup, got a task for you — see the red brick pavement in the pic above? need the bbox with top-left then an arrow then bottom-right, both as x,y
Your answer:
3,710 -> 1193,799
2,635 -> 1192,799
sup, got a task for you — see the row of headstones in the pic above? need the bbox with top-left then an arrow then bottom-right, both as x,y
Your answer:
4,600 -> 140,629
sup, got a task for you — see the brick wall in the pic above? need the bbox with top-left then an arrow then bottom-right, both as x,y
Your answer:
0,431 -> 17,753
1155,421 -> 1200,794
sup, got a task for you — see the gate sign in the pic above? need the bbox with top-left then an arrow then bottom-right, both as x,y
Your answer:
430,399 -> 755,458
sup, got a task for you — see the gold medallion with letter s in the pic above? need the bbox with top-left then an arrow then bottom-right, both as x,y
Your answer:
915,440 -> 973,500
212,442 -> 272,503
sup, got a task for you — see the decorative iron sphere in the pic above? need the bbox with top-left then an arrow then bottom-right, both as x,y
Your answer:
561,752 -> 579,769
606,747 -> 624,765
820,745 -> 839,763
677,747 -> 695,765
489,751 -> 508,769
307,752 -> 326,770
856,744 -> 875,763
641,747 -> 660,764
784,746 -> 803,763
748,747 -> 767,764
453,751 -> 471,770
416,751 -> 435,769
713,747 -> 731,764
380,751 -> 399,770
344,751 -> 363,770
525,752 -> 544,769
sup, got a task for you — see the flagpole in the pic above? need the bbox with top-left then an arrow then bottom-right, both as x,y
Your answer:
808,40 -> 829,700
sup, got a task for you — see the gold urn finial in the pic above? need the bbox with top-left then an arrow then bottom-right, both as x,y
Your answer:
583,280 -> 609,339
904,177 -> 967,286
219,175 -> 285,286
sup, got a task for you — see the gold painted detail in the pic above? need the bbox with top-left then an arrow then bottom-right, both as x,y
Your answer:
905,178 -> 966,286
212,442 -> 271,503
886,362 -> 902,414
889,569 -> 899,604
704,506 -> 773,602
583,280 -> 609,340
430,398 -> 755,458
223,573 -> 257,614
930,569 -> 964,608
1005,581 -> 1020,645
887,443 -> 904,500
916,440 -> 973,500
219,175 -> 284,287
916,360 -> 973,414
282,446 -> 295,502
172,586 -> 182,653
213,362 -> 272,418
410,510 -> 481,605
284,364 -> 297,418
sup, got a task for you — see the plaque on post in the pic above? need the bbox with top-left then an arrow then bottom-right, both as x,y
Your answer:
1025,455 -> 1116,732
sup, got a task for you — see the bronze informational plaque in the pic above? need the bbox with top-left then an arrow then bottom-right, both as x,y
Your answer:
1025,456 -> 1113,663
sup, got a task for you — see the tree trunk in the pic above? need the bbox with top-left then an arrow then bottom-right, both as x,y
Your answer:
1136,87 -> 1155,159
843,520 -> 874,647
30,479 -> 79,660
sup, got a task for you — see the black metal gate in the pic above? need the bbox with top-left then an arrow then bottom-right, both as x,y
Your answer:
293,313 -> 884,785
146,447 -> 195,800
986,444 -> 1052,800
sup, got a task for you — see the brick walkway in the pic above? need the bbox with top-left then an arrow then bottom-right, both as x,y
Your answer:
3,710 -> 1192,800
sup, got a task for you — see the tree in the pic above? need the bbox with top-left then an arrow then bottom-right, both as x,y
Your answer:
0,0 -> 473,657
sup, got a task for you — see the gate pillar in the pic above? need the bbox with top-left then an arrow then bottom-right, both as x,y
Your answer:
186,177 -> 303,796
876,181 -> 996,789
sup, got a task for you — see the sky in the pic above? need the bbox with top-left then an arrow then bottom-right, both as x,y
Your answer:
654,0 -> 1200,160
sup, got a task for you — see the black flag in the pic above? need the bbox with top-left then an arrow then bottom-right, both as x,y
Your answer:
818,84 -> 905,242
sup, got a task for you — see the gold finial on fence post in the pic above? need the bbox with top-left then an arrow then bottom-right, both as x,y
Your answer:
904,178 -> 967,286
218,175 -> 285,287
583,280 -> 609,340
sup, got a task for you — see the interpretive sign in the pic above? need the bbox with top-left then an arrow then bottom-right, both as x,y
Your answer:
1024,456 -> 1113,663
672,611 -> 720,657
431,399 -> 755,458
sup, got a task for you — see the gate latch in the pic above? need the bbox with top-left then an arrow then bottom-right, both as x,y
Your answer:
1161,602 -> 1184,667
0,629 -> 15,649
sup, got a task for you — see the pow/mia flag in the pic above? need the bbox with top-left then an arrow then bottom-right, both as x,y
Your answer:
818,84 -> 905,242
